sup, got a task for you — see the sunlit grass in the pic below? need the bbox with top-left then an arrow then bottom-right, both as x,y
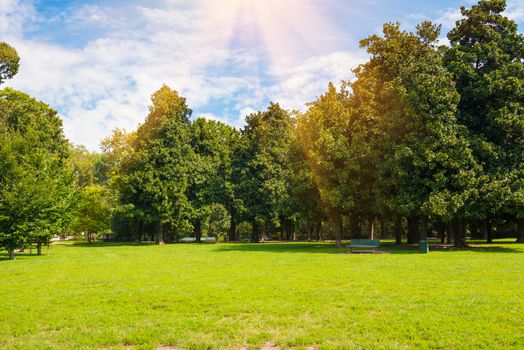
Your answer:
1,241 -> 523,349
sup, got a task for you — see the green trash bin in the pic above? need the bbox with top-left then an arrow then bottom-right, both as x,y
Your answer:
419,240 -> 429,254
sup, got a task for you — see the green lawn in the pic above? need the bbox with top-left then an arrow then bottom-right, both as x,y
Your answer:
1,241 -> 523,350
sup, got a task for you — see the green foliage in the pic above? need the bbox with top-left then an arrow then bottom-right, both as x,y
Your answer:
0,88 -> 71,257
356,22 -> 480,222
115,86 -> 196,242
0,42 -> 19,84
201,203 -> 230,240
235,103 -> 294,241
69,145 -> 107,187
444,0 -> 524,220
70,185 -> 112,241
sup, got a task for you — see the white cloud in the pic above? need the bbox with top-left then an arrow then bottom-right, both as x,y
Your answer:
1,0 -> 364,150
506,0 -> 524,22
0,0 -> 36,39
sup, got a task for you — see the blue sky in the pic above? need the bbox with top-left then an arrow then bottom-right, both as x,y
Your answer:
1,0 -> 523,150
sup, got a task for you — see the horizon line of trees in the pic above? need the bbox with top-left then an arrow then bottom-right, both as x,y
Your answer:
1,0 -> 523,259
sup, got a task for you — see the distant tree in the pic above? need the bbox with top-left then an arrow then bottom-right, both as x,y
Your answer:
71,185 -> 112,243
202,203 -> 230,240
0,42 -> 19,84
69,145 -> 106,187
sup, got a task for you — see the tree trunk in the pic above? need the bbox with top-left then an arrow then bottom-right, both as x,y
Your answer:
454,219 -> 464,248
420,219 -> 428,241
155,223 -> 165,245
194,220 -> 202,243
334,215 -> 343,248
8,248 -> 15,260
516,218 -> 524,243
136,220 -> 143,242
436,222 -> 445,244
486,219 -> 493,244
37,242 -> 42,256
380,217 -> 388,240
395,217 -> 402,245
446,221 -> 454,245
228,216 -> 236,242
251,220 -> 260,243
349,212 -> 360,238
280,219 -> 285,241
368,217 -> 374,240
307,224 -> 312,241
316,221 -> 322,241
407,217 -> 419,244
481,221 -> 488,241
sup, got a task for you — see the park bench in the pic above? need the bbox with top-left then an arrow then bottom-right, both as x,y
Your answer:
347,239 -> 380,253
180,237 -> 217,243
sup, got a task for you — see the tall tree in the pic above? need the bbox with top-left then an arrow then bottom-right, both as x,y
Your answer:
443,0 -> 524,240
236,103 -> 293,242
353,22 -> 479,246
116,85 -> 194,244
188,118 -> 239,242
296,83 -> 356,247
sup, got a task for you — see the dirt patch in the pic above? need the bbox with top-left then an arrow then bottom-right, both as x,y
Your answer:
156,346 -> 182,350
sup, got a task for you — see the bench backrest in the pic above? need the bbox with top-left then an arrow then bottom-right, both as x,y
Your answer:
350,239 -> 380,246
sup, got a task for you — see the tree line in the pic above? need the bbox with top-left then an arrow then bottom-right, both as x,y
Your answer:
0,1 -> 522,258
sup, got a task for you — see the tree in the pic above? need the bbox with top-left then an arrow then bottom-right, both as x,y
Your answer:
351,22 -> 481,246
71,185 -> 112,243
188,118 -> 239,242
115,85 -> 195,244
443,0 -> 524,241
288,124 -> 325,241
235,103 -> 294,242
296,83 -> 355,247
69,145 -> 107,187
0,42 -> 19,85
0,88 -> 71,258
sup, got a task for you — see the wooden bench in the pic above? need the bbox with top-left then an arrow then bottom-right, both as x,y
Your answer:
347,239 -> 380,253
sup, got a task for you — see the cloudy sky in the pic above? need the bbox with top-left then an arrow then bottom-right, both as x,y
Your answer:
1,0 -> 523,150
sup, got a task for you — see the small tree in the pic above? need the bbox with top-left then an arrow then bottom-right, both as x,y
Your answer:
0,42 -> 19,85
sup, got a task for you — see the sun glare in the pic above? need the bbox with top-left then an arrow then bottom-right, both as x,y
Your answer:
201,0 -> 342,75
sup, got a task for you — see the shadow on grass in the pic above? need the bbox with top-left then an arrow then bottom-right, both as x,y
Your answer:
212,242 -> 347,254
211,241 -> 523,255
8,240 -> 516,256
0,254 -> 32,261
62,241 -> 155,248
212,242 -> 424,255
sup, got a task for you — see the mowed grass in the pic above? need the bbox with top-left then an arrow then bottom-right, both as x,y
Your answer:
1,241 -> 523,350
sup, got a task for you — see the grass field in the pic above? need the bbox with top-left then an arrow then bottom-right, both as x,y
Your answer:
1,241 -> 523,350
